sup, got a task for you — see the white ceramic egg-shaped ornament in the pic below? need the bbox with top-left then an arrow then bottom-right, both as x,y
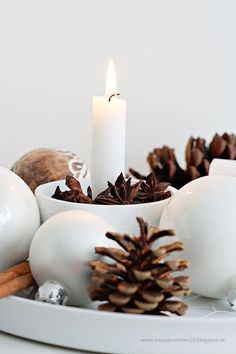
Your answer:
160,175 -> 236,300
0,167 -> 40,271
29,210 -> 116,307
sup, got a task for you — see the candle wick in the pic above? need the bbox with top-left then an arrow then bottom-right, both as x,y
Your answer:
108,93 -> 120,102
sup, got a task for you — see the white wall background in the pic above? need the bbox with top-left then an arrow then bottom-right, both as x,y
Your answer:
0,0 -> 235,173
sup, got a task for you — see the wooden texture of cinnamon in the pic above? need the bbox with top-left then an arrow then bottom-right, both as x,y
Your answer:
0,261 -> 35,299
0,273 -> 35,299
0,261 -> 30,284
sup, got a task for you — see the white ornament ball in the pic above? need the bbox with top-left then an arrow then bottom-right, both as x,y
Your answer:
0,167 -> 40,271
160,175 -> 236,299
29,210 -> 116,307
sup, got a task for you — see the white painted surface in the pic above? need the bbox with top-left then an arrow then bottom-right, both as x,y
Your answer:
0,0 -> 235,172
0,332 -> 89,354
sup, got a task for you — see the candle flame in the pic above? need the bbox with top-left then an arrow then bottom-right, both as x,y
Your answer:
105,59 -> 117,97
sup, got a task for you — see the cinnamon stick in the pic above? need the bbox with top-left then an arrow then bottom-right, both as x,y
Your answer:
0,261 -> 30,285
0,273 -> 35,299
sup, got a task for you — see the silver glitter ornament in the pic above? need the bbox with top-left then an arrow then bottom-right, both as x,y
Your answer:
35,280 -> 69,305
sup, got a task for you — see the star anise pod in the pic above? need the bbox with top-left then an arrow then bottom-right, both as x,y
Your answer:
89,217 -> 191,316
128,168 -> 146,180
134,173 -> 171,203
94,173 -> 142,205
52,175 -> 93,204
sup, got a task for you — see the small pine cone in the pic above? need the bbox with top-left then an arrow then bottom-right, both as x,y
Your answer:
185,137 -> 210,180
186,133 -> 236,181
209,133 -> 236,160
147,146 -> 189,189
89,218 -> 191,316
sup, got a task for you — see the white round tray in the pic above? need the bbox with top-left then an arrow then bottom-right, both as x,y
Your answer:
0,294 -> 235,354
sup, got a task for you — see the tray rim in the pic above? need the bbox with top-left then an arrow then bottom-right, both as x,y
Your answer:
5,294 -> 236,323
0,295 -> 235,354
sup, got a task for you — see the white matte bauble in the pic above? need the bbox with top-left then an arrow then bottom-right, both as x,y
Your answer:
0,167 -> 40,271
29,210 -> 116,307
160,175 -> 236,300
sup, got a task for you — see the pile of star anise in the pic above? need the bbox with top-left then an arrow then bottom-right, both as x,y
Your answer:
52,172 -> 171,205
130,132 -> 236,189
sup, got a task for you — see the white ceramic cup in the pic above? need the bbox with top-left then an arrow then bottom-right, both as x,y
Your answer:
35,179 -> 177,234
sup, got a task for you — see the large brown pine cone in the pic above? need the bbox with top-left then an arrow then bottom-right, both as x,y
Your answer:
89,218 -> 191,316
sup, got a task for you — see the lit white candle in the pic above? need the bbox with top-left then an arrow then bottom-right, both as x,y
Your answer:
91,60 -> 126,197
